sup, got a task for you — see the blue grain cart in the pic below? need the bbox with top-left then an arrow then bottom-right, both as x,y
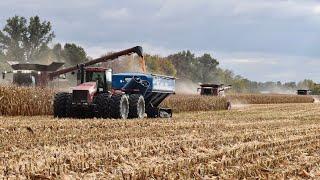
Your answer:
112,73 -> 175,118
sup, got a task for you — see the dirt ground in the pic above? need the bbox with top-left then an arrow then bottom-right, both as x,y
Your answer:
1,103 -> 320,179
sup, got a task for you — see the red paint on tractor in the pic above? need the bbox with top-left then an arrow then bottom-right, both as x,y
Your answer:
72,82 -> 97,102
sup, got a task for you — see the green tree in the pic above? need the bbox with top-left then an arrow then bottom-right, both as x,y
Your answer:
0,16 -> 26,61
145,54 -> 176,76
63,43 -> 87,65
167,50 -> 198,81
0,15 -> 55,62
197,53 -> 219,83
23,16 -> 55,61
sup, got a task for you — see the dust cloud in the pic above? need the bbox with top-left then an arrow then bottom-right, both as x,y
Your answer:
175,80 -> 200,95
228,99 -> 250,110
260,87 -> 296,95
312,95 -> 320,103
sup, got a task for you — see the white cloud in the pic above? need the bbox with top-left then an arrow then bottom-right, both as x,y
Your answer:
81,42 -> 175,58
226,58 -> 278,65
100,8 -> 130,20
153,0 -> 320,21
313,5 -> 320,15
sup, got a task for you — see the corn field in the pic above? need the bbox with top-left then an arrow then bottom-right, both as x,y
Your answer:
228,93 -> 314,104
162,95 -> 229,112
0,103 -> 320,179
162,94 -> 314,112
0,86 -> 53,116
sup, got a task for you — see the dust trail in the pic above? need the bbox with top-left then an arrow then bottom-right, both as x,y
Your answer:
175,80 -> 200,95
260,87 -> 296,95
229,99 -> 250,110
312,95 -> 320,103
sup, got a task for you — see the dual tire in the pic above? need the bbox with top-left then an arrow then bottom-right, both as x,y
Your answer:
95,94 -> 145,119
54,92 -> 145,120
53,92 -> 72,118
128,94 -> 145,119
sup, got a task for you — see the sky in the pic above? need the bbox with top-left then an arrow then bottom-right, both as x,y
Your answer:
0,0 -> 320,82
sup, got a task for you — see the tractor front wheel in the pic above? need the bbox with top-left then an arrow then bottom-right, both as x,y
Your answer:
128,94 -> 145,119
110,94 -> 129,119
94,93 -> 111,119
53,92 -> 72,118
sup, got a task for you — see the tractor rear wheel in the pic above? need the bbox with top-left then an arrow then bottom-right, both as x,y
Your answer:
94,93 -> 111,119
110,94 -> 129,119
53,92 -> 72,118
128,94 -> 145,119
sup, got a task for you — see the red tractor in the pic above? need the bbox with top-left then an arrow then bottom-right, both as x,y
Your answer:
52,46 -> 175,119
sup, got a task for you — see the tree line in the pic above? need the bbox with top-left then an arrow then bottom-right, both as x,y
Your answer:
144,51 -> 320,94
0,15 -> 318,94
0,15 -> 87,67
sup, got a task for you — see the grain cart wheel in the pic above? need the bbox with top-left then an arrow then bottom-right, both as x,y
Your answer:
94,93 -> 111,119
53,92 -> 72,118
128,94 -> 145,119
110,94 -> 129,119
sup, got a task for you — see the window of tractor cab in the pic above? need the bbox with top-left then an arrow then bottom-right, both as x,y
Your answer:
85,71 -> 105,88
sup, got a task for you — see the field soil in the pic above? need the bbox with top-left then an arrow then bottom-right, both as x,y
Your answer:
1,103 -> 320,179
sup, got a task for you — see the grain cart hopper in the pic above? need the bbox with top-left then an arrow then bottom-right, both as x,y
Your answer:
52,46 -> 175,119
2,61 -> 64,87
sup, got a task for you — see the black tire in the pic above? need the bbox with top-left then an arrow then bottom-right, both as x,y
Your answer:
53,92 -> 72,118
146,106 -> 159,118
128,94 -> 145,119
110,94 -> 129,119
94,93 -> 111,119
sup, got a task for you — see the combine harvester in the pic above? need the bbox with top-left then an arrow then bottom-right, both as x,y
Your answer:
198,83 -> 232,110
198,84 -> 231,97
51,46 -> 175,119
2,61 -> 64,86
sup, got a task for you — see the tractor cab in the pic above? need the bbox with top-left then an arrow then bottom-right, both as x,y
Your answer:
76,66 -> 112,93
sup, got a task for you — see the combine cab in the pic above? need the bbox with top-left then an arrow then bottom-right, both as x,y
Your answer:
53,46 -> 175,119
